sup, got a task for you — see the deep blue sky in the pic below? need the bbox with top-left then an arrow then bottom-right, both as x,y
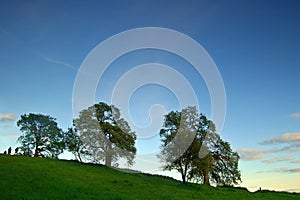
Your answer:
0,0 -> 300,192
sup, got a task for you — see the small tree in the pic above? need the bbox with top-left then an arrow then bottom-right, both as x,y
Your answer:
65,127 -> 89,162
74,102 -> 136,167
17,113 -> 64,158
210,138 -> 241,186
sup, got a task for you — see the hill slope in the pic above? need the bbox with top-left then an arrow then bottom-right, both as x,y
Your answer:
0,155 -> 299,200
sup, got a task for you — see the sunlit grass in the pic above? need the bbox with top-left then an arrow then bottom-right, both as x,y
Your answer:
0,155 -> 299,199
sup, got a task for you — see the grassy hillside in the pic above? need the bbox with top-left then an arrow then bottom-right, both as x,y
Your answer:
0,155 -> 299,200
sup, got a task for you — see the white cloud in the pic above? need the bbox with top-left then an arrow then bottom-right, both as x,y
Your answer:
273,132 -> 300,143
237,148 -> 276,161
240,132 -> 300,169
0,113 -> 16,123
279,145 -> 300,152
0,113 -> 16,119
261,132 -> 300,145
262,157 -> 294,164
257,167 -> 300,174
289,113 -> 300,119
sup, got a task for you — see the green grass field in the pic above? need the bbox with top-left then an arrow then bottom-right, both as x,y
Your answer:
0,155 -> 299,199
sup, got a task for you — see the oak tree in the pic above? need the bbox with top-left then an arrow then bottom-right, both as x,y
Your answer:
74,102 -> 136,167
17,113 -> 64,158
159,106 -> 241,186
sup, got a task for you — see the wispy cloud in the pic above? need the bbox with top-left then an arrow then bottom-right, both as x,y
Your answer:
0,113 -> 16,123
262,157 -> 294,164
1,134 -> 19,141
284,168 -> 300,173
256,167 -> 300,174
41,54 -> 76,70
237,146 -> 300,161
240,132 -> 300,164
289,113 -> 300,119
289,160 -> 300,164
261,132 -> 300,145
237,148 -> 277,161
278,145 -> 300,153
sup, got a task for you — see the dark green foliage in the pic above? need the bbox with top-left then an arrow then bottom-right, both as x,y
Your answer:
0,155 -> 299,200
210,140 -> 241,186
17,113 -> 65,158
64,127 -> 89,162
159,106 -> 241,186
159,107 -> 198,183
74,102 -> 136,166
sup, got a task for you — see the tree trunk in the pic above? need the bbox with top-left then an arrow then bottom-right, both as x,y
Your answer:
203,170 -> 210,186
181,173 -> 186,184
105,142 -> 112,166
34,135 -> 40,157
34,149 -> 38,157
77,153 -> 82,163
34,144 -> 39,157
105,154 -> 112,166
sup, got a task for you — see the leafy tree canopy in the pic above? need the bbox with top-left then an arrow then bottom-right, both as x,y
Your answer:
17,113 -> 64,158
159,106 -> 241,186
73,102 -> 136,167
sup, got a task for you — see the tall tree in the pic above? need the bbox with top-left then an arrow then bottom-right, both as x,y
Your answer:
74,102 -> 136,167
159,106 -> 241,186
159,107 -> 200,183
17,113 -> 64,158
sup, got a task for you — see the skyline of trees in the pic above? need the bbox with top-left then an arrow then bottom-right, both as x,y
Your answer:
13,103 -> 241,186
